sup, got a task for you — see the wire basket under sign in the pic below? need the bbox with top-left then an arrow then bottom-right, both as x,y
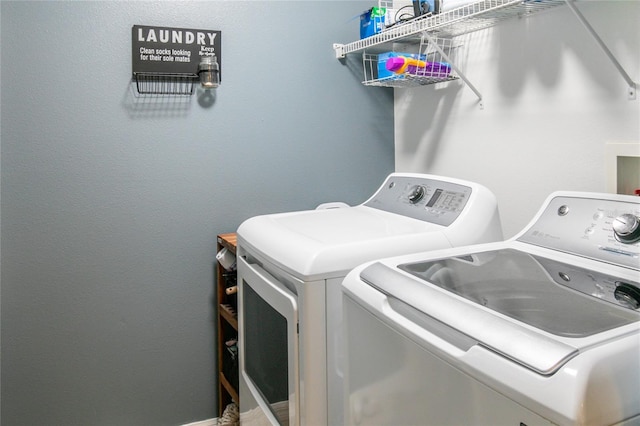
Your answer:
134,73 -> 197,95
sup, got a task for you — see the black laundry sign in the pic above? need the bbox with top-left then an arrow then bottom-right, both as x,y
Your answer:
132,25 -> 221,78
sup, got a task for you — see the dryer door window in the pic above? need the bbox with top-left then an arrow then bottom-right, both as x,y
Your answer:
244,283 -> 290,420
239,258 -> 299,426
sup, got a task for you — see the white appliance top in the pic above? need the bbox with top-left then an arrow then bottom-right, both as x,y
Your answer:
237,173 -> 502,280
347,191 -> 640,375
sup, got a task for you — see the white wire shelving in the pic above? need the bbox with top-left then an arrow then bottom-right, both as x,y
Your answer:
333,0 -> 637,100
333,0 -> 565,58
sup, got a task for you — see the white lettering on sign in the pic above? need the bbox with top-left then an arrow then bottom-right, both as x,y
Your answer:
138,27 -> 217,46
137,45 -> 193,62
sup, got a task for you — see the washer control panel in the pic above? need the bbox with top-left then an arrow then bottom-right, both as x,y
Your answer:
537,255 -> 640,310
364,175 -> 472,226
613,213 -> 640,243
518,194 -> 640,270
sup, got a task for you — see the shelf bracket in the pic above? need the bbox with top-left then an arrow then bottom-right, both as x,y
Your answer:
421,32 -> 484,109
564,0 -> 637,100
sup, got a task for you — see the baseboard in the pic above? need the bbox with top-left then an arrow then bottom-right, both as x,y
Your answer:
181,418 -> 217,426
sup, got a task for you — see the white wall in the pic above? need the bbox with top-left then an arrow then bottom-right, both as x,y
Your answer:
394,1 -> 640,237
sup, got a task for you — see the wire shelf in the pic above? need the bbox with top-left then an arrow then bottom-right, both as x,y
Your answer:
334,0 -> 565,57
433,0 -> 566,37
134,73 -> 197,95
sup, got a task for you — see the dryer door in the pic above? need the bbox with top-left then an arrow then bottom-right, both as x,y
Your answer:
238,256 -> 299,426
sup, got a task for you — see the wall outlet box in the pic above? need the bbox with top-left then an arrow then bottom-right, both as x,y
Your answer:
605,142 -> 640,195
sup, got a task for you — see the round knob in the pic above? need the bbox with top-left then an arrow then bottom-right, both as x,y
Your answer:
408,185 -> 426,204
612,213 -> 640,243
614,282 -> 640,310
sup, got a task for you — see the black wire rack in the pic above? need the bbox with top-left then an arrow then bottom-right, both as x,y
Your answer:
133,72 -> 198,95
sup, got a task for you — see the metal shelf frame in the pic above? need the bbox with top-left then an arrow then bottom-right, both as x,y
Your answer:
564,0 -> 637,100
333,0 -> 638,101
333,0 -> 566,58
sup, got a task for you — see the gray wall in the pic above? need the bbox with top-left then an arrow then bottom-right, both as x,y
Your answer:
0,2 -> 393,425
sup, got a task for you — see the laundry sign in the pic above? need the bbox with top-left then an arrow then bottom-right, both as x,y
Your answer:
132,25 -> 222,78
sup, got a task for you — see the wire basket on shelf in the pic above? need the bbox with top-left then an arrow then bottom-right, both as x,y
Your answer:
362,35 -> 460,88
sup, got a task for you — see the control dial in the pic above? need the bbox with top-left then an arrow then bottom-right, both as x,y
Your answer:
612,213 -> 640,244
614,282 -> 640,310
408,185 -> 426,204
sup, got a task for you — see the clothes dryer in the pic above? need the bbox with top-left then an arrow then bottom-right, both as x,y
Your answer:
236,173 -> 503,425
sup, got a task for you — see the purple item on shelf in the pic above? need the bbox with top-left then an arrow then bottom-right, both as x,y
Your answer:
385,57 -> 409,72
413,62 -> 452,78
385,56 -> 452,78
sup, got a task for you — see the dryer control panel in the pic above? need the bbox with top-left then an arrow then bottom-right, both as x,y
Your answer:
364,175 -> 472,226
518,194 -> 640,270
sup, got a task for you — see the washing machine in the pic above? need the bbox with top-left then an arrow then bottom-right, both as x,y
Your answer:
342,191 -> 640,425
235,173 -> 503,426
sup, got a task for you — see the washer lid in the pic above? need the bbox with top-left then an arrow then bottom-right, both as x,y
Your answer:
399,249 -> 640,337
360,249 -> 640,375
